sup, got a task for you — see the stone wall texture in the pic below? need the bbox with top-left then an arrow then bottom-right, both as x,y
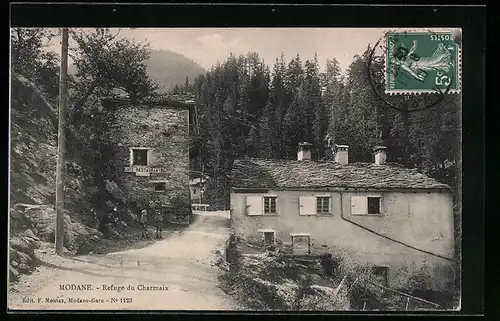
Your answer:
107,103 -> 191,225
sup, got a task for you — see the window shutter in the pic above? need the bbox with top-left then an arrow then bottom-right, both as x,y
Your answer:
299,196 -> 317,215
351,196 -> 367,214
246,196 -> 263,216
148,148 -> 154,166
129,148 -> 134,166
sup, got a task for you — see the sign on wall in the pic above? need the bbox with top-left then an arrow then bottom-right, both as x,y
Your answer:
124,166 -> 170,173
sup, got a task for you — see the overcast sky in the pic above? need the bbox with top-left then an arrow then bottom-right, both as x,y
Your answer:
45,28 -> 458,74
120,28 -> 387,72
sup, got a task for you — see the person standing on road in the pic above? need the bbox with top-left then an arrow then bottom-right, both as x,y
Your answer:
154,208 -> 164,239
99,207 -> 120,239
140,208 -> 149,239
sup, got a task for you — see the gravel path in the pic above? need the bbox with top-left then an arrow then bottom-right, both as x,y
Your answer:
8,214 -> 238,311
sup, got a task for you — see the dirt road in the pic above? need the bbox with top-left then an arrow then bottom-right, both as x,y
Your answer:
8,214 -> 238,311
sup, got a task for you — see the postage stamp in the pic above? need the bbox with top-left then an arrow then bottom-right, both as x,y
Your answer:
385,30 -> 461,94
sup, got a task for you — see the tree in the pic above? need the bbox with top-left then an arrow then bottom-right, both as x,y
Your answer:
241,52 -> 270,120
322,58 -> 343,146
267,54 -> 288,158
303,54 -> 326,158
285,54 -> 304,94
69,28 -> 158,116
340,47 -> 386,162
10,28 -> 60,99
283,87 -> 308,158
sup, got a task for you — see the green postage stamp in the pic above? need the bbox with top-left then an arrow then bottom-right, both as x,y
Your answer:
385,30 -> 461,94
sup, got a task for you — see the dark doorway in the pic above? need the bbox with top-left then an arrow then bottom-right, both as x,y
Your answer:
372,266 -> 389,287
263,232 -> 275,245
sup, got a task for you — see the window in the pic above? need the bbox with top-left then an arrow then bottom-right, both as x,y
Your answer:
371,266 -> 389,287
351,196 -> 383,215
367,197 -> 381,214
264,196 -> 277,214
316,197 -> 330,214
246,196 -> 278,216
193,188 -> 197,194
300,196 -> 332,216
154,182 -> 166,192
131,148 -> 148,166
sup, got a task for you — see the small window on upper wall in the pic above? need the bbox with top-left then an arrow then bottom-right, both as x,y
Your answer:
316,197 -> 331,215
367,197 -> 381,214
264,196 -> 277,214
131,148 -> 149,166
351,196 -> 383,215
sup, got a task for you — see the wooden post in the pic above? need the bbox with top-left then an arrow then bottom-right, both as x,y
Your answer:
55,28 -> 69,256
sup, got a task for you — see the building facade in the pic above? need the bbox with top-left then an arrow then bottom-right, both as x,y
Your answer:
230,143 -> 456,291
102,98 -> 193,225
189,177 -> 206,204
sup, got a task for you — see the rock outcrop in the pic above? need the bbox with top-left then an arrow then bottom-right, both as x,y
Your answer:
10,204 -> 103,254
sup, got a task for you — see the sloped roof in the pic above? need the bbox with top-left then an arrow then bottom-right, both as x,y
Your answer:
231,158 -> 450,190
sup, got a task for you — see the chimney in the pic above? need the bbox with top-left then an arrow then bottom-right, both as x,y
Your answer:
374,146 -> 387,165
334,145 -> 349,165
297,142 -> 313,161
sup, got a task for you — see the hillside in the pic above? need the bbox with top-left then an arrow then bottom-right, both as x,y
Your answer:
10,73 -> 58,206
146,50 -> 205,93
8,73 -> 163,283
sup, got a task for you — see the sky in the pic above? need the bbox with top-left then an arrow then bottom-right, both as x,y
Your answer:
44,27 -> 459,74
44,28 -> 387,73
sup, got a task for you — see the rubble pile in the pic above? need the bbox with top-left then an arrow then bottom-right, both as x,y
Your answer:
217,236 -> 351,311
10,204 -> 104,253
9,234 -> 40,282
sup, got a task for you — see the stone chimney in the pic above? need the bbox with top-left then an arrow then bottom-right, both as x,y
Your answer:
374,146 -> 387,165
334,145 -> 349,165
297,142 -> 313,161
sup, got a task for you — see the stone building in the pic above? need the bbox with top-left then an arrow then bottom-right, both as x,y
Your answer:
230,143 -> 456,292
101,97 -> 194,225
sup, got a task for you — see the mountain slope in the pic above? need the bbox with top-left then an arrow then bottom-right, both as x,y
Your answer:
10,73 -> 58,206
146,50 -> 205,93
68,50 -> 205,94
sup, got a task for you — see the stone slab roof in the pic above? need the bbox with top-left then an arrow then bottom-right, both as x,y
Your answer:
231,158 -> 450,190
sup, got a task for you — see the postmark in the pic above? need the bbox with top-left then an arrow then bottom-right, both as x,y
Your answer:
385,30 -> 461,95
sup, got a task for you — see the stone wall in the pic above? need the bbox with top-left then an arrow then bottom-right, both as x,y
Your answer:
105,101 -> 191,225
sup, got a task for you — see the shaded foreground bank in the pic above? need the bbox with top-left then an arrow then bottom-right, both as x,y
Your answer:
217,234 -> 459,311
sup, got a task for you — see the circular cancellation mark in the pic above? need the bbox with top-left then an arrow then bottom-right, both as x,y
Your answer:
367,29 -> 462,113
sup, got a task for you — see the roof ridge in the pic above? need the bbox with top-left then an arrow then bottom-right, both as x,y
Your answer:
236,157 -> 412,168
232,157 -> 450,190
